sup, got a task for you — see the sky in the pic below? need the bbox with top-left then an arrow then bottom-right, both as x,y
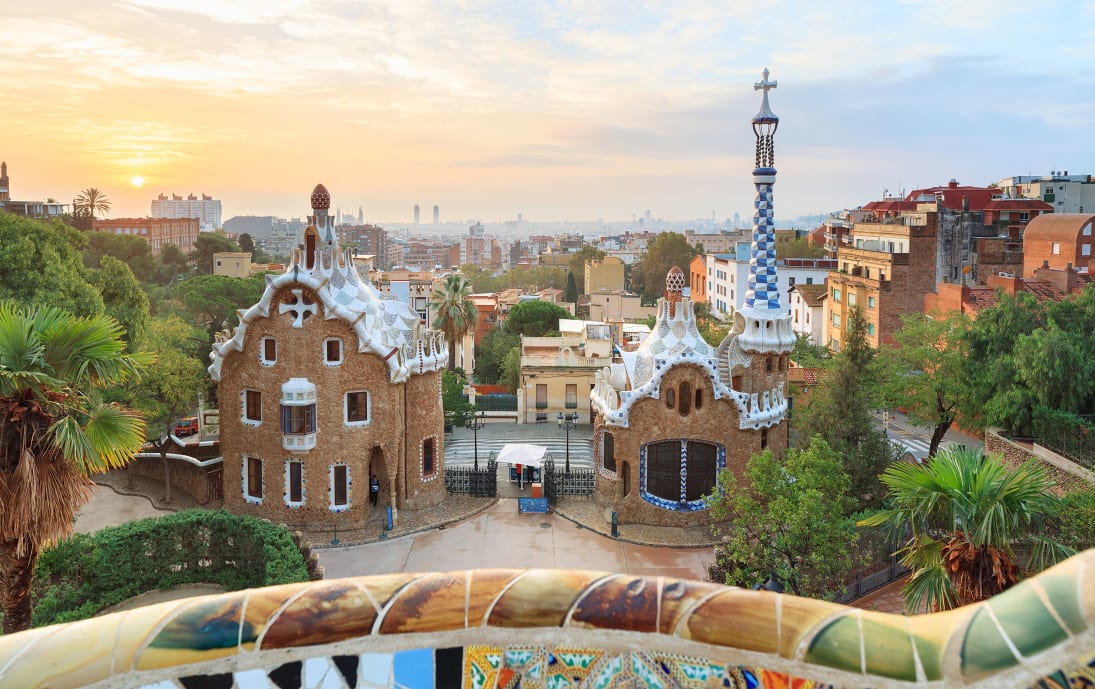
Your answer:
3,0 -> 1094,225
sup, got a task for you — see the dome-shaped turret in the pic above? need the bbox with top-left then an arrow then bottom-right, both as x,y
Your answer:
311,184 -> 331,210
665,266 -> 685,299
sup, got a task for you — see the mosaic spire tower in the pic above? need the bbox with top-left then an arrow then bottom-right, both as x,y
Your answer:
734,68 -> 795,356
745,68 -> 780,310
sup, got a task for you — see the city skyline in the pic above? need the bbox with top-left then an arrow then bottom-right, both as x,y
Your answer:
4,1 -> 1093,223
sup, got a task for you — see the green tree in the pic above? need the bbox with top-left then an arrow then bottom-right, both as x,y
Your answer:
430,273 -> 478,371
963,291 -> 1046,434
460,263 -> 500,293
123,316 -> 207,503
860,446 -> 1072,612
82,232 -> 157,280
1053,488 -> 1095,553
499,346 -> 522,393
74,187 -> 111,220
0,304 -> 150,632
157,244 -> 192,285
876,311 -> 972,457
564,271 -> 579,303
709,436 -> 856,599
474,329 -> 519,385
693,301 -> 729,347
176,274 -> 266,343
795,307 -> 899,509
442,369 -> 475,423
189,233 -> 240,274
504,299 -> 569,337
88,256 -> 151,350
238,233 -> 255,256
790,333 -> 829,369
631,232 -> 698,303
0,215 -> 104,317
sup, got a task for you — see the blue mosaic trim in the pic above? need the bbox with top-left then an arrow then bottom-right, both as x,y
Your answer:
638,440 -> 726,512
744,181 -> 782,311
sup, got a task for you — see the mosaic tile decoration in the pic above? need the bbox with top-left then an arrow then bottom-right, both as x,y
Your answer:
0,551 -> 1091,689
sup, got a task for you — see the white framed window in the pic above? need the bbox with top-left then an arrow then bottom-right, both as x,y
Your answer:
422,436 -> 439,480
1082,244 -> 1091,257
260,337 -> 277,366
243,455 -> 263,504
285,460 -> 304,507
330,463 -> 351,511
847,293 -> 857,306
324,337 -> 343,365
868,296 -> 876,308
565,384 -> 578,409
832,313 -> 841,327
1052,242 -> 1061,255
243,389 -> 262,426
345,391 -> 370,425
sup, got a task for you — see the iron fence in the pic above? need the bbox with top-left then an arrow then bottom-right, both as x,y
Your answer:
476,394 -> 518,412
444,457 -> 498,497
542,459 -> 595,507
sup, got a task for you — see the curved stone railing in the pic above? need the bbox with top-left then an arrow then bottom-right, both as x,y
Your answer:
0,550 -> 1091,689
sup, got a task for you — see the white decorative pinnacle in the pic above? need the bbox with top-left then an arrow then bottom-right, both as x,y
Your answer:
753,67 -> 778,121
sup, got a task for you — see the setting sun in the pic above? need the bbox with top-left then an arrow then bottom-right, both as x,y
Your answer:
131,175 -> 144,187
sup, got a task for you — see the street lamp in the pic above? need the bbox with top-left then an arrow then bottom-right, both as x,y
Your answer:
556,412 -> 577,472
464,410 -> 485,471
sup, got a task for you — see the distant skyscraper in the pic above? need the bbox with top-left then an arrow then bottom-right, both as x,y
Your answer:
358,206 -> 363,224
734,212 -> 742,228
151,192 -> 222,231
433,204 -> 439,224
414,204 -> 420,224
644,209 -> 652,224
0,161 -> 9,202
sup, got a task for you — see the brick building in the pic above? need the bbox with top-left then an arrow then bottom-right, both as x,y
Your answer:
825,207 -> 938,349
1022,213 -> 1094,276
335,224 -> 389,269
92,216 -> 200,255
209,184 -> 448,532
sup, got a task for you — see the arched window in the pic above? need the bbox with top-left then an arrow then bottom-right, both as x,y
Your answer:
765,356 -> 773,373
678,382 -> 691,416
643,440 -> 720,507
695,388 -> 703,410
665,388 -> 675,409
761,429 -> 769,449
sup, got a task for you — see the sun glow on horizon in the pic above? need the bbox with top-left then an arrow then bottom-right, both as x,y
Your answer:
131,175 -> 145,187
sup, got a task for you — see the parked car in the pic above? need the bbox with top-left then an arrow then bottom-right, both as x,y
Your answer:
174,417 -> 199,437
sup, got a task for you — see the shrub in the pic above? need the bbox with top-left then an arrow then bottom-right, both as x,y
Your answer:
31,510 -> 311,627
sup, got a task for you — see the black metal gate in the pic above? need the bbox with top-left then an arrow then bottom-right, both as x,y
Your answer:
543,458 -> 557,507
444,457 -> 497,497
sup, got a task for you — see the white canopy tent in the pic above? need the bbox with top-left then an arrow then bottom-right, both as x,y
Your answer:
495,443 -> 549,468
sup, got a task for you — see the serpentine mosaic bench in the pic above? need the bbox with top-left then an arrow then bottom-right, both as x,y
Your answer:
0,550 -> 1091,689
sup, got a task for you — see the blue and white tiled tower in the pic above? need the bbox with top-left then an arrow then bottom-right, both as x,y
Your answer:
734,68 -> 796,355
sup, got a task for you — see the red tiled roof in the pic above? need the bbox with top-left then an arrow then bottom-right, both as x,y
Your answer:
905,182 -> 997,211
983,199 -> 1053,211
862,200 -> 918,212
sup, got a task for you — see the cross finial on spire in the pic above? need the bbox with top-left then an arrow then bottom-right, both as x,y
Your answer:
753,68 -> 778,122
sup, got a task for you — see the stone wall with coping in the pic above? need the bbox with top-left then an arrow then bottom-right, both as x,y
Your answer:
984,428 -> 1094,495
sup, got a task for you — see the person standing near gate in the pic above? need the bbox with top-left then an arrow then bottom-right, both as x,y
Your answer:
370,473 -> 380,505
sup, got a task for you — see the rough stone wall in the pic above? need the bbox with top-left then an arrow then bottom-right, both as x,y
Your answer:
219,286 -> 438,529
985,429 -> 1094,496
595,363 -> 785,527
123,458 -> 218,505
400,369 -> 446,510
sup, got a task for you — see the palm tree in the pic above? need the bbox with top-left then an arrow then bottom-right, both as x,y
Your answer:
860,446 -> 1072,612
74,188 -> 111,221
429,273 -> 478,372
0,304 -> 150,633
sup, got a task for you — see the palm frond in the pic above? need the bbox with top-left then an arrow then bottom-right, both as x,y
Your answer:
48,403 -> 146,475
902,563 -> 956,613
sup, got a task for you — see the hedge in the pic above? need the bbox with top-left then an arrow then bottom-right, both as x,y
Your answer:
31,509 -> 312,627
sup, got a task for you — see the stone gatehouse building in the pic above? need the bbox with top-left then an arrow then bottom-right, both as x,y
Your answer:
209,184 -> 447,530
